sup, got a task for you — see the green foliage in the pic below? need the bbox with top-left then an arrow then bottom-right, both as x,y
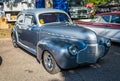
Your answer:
85,0 -> 109,5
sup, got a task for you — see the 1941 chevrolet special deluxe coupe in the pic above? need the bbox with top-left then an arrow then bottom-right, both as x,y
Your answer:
11,8 -> 111,74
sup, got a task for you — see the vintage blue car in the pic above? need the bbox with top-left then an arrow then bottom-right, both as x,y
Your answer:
11,8 -> 111,74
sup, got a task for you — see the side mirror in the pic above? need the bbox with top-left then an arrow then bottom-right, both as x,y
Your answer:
33,21 -> 37,25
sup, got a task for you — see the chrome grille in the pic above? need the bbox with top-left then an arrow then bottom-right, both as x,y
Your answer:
77,44 -> 99,64
86,44 -> 98,54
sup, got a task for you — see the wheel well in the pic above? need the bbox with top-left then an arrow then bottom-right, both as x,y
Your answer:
41,50 -> 49,59
41,50 -> 61,69
41,50 -> 61,74
37,50 -> 49,63
11,32 -> 13,37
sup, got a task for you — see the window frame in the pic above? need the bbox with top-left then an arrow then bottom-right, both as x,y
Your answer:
16,14 -> 25,24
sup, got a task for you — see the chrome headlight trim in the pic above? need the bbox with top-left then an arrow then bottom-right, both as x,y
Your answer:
68,45 -> 78,56
106,39 -> 111,47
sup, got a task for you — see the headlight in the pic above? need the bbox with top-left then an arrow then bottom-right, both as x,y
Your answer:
68,45 -> 78,56
106,39 -> 111,47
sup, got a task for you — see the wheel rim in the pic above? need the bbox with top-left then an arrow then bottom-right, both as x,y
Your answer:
43,52 -> 54,72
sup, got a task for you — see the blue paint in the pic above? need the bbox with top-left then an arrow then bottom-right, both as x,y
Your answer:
36,0 -> 45,8
35,0 -> 68,13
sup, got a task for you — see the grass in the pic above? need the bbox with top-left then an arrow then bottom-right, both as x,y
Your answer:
0,29 -> 11,38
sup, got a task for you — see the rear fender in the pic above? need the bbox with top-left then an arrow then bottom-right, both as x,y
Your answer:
11,27 -> 19,43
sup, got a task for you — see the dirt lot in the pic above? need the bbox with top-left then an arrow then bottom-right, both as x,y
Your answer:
0,41 -> 68,81
0,40 -> 65,81
0,29 -> 11,38
0,40 -> 120,81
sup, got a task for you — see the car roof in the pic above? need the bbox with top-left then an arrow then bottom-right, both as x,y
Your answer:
20,8 -> 67,15
96,11 -> 120,16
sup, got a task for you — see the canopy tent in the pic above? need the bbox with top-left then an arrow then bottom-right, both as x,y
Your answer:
36,0 -> 45,8
35,0 -> 68,13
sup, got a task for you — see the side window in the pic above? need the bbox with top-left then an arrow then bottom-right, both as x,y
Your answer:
102,15 -> 110,23
24,14 -> 37,25
111,15 -> 120,24
24,15 -> 33,25
17,14 -> 24,24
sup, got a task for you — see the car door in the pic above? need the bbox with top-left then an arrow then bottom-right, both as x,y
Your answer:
17,13 -> 38,51
84,16 -> 110,35
15,14 -> 25,43
22,14 -> 38,50
92,15 -> 110,27
89,15 -> 111,36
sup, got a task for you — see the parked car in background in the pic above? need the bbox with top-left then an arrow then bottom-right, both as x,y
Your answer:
68,0 -> 90,19
74,11 -> 120,43
11,8 -> 111,74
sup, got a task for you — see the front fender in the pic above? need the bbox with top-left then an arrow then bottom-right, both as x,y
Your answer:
36,38 -> 86,69
37,38 -> 71,62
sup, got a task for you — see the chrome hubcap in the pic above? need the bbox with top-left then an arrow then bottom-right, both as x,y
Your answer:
44,53 -> 54,71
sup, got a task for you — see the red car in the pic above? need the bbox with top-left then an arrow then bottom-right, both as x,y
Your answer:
74,11 -> 120,42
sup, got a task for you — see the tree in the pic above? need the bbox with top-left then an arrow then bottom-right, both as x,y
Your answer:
84,0 -> 110,5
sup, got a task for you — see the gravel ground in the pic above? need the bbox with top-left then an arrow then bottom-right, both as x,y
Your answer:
0,29 -> 11,38
0,40 -> 65,81
0,40 -> 120,81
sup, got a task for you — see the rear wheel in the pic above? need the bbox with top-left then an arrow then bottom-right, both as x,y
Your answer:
12,34 -> 18,48
42,51 -> 60,74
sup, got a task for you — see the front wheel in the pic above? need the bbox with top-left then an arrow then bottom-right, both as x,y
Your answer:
42,51 -> 60,74
12,34 -> 18,48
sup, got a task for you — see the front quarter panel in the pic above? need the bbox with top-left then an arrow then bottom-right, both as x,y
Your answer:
37,38 -> 86,69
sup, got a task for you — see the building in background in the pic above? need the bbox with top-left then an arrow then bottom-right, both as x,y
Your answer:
0,0 -> 4,17
0,0 -> 35,29
1,0 -> 119,29
36,0 -> 89,19
3,0 -> 35,22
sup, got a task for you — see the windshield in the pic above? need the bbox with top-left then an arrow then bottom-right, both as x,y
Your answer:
39,12 -> 70,24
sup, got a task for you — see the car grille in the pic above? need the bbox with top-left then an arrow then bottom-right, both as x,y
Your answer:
77,44 -> 102,64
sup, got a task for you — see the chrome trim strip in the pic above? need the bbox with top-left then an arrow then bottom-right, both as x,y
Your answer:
18,41 -> 36,55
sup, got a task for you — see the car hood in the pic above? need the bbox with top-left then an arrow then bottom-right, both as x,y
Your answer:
41,23 -> 97,42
